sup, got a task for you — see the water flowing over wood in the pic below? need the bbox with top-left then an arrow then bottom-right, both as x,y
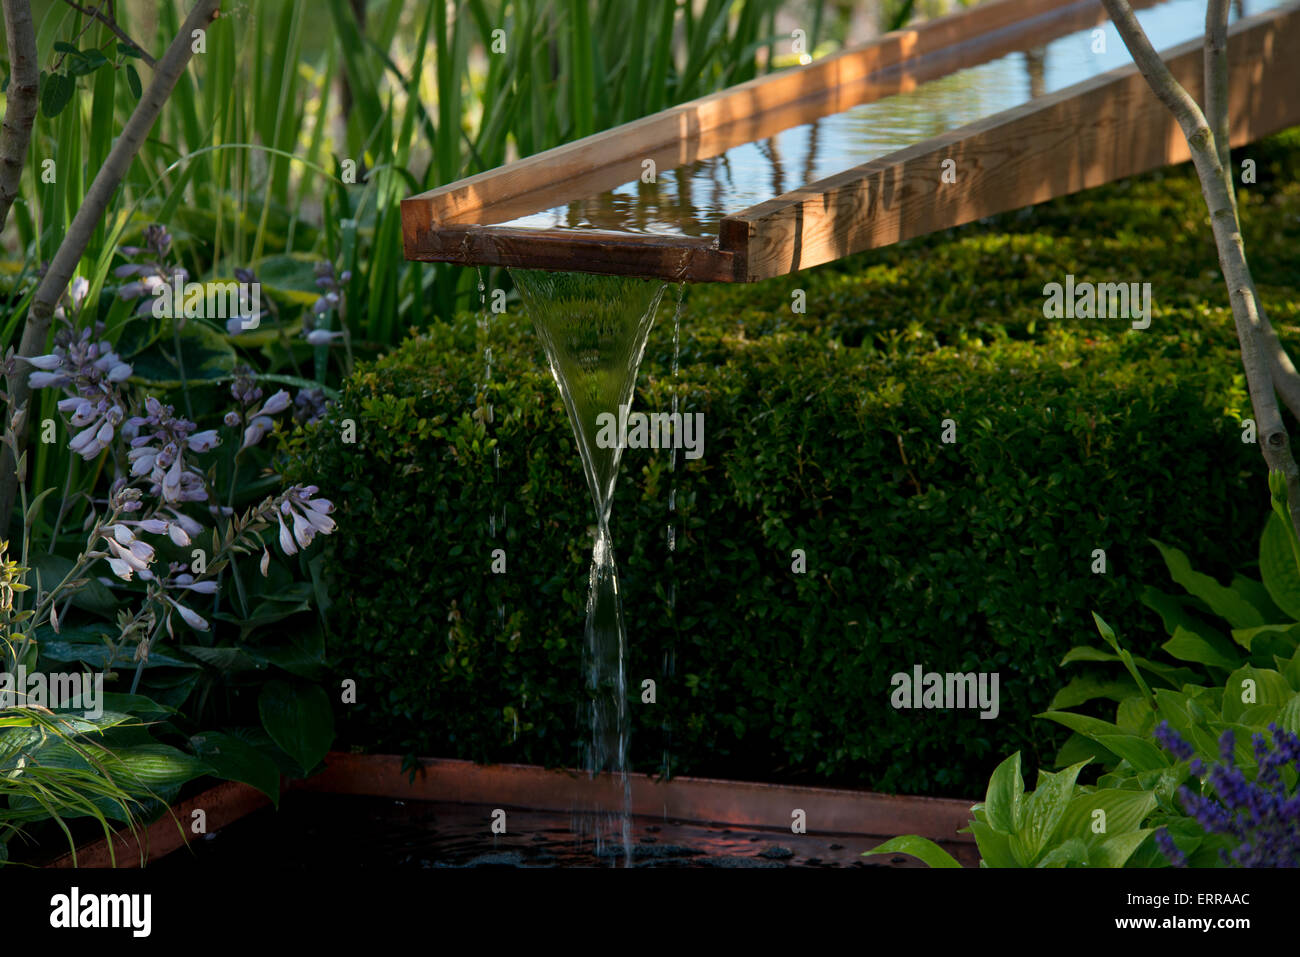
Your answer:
402,0 -> 1300,282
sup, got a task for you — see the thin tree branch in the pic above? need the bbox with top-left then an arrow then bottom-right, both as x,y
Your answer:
1203,2 -> 1300,421
0,0 -> 221,529
1204,0 -> 1232,181
59,0 -> 158,68
0,0 -> 38,232
1101,0 -> 1300,538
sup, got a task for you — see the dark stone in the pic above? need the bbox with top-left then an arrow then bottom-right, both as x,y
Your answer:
758,845 -> 795,860
700,856 -> 785,868
467,851 -> 524,867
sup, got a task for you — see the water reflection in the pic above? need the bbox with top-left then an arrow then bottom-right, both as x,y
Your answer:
501,0 -> 1279,237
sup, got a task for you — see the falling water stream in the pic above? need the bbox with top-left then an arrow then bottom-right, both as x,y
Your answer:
511,269 -> 670,865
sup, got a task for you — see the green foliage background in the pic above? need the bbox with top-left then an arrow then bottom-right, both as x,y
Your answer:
287,131 -> 1299,796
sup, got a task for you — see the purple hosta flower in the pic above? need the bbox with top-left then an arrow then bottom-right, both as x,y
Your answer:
304,261 -> 351,343
305,329 -> 343,347
274,484 -> 336,556
145,561 -> 214,632
114,515 -> 193,548
109,481 -> 144,514
293,387 -> 329,426
99,522 -> 157,582
239,388 -> 291,451
222,269 -> 268,335
1158,725 -> 1300,868
115,225 -> 188,317
22,324 -> 132,459
52,276 -> 90,322
162,506 -> 204,543
125,396 -> 216,504
230,366 -> 263,408
120,224 -> 173,260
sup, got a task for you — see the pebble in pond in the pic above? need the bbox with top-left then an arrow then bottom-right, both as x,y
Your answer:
640,836 -> 658,844
596,843 -> 702,860
758,845 -> 794,860
701,856 -> 785,868
645,825 -> 661,833
891,856 -> 907,864
829,843 -> 844,850
466,851 -> 525,868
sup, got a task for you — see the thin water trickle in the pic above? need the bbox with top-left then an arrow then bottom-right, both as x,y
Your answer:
663,283 -> 685,780
511,268 -> 669,866
478,267 -> 506,634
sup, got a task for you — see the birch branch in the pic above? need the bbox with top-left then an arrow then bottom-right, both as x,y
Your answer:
0,0 -> 221,530
1099,0 -> 1300,537
0,0 -> 38,232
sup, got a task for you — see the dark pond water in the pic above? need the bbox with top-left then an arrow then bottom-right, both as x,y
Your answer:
154,793 -> 979,869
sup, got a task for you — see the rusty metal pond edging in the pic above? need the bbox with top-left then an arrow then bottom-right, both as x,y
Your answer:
44,753 -> 978,868
298,754 -> 980,842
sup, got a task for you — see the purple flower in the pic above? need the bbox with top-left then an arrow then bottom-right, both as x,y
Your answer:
125,396 -> 213,504
293,387 -> 329,426
273,484 -> 336,556
22,324 -> 132,459
1154,722 -> 1194,762
238,389 -> 291,451
1154,827 -> 1187,868
1167,724 -> 1300,868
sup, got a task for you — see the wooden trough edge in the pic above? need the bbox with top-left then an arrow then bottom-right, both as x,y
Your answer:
727,1 -> 1300,280
404,225 -> 741,283
403,1 -> 1300,283
401,0 -> 1086,232
42,754 -> 978,867
297,753 -> 980,843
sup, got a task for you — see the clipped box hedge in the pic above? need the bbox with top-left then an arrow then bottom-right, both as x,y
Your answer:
287,132 -> 1300,796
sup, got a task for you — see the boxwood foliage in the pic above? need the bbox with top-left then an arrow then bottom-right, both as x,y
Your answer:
287,132 -> 1300,796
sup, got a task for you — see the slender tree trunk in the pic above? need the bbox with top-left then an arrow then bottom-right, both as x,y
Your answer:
0,0 -> 222,531
0,0 -> 38,233
1099,0 -> 1300,537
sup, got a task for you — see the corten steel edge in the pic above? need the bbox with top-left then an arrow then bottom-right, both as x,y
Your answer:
43,755 -> 980,867
400,0 -> 1300,282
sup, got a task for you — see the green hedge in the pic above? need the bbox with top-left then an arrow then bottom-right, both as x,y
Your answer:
287,131 -> 1300,796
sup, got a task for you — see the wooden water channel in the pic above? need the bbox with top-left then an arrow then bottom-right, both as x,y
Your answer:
401,0 -> 1300,282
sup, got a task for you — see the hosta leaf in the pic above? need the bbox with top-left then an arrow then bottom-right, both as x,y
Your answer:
1093,829 -> 1155,868
1150,539 -> 1265,629
862,835 -> 962,868
258,680 -> 334,773
1261,512 -> 1300,619
190,731 -> 280,807
983,751 -> 1022,833
1162,626 -> 1241,671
